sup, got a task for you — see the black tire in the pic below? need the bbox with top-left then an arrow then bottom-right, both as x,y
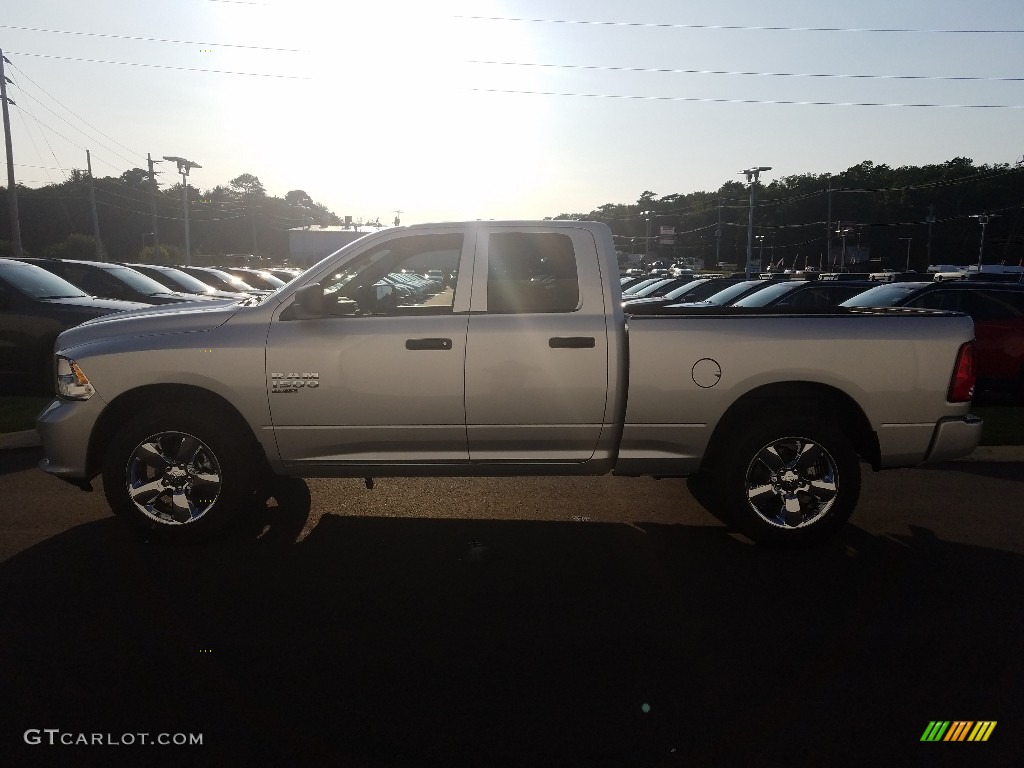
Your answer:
708,413 -> 860,547
102,405 -> 256,543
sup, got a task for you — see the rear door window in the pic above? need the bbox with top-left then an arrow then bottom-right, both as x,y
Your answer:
485,232 -> 580,314
904,289 -> 964,312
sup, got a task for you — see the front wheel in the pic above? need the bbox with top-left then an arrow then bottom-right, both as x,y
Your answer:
709,415 -> 860,547
102,407 -> 255,542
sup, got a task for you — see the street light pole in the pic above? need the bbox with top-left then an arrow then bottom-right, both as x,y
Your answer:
836,223 -> 852,271
739,166 -> 771,278
642,210 -> 652,264
163,156 -> 201,265
969,213 -> 998,271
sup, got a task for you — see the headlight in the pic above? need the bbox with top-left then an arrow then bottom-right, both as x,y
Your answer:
56,356 -> 95,400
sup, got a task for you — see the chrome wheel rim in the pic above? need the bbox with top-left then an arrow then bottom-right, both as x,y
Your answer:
744,436 -> 839,530
125,431 -> 223,525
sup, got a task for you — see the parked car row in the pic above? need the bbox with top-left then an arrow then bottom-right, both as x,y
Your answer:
0,256 -> 304,395
0,259 -> 152,393
4,257 -> 1021,399
621,271 -> 1024,400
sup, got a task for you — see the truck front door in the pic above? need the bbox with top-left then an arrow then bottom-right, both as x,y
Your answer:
267,229 -> 473,465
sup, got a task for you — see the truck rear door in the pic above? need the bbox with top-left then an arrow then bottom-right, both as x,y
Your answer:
464,224 -> 611,461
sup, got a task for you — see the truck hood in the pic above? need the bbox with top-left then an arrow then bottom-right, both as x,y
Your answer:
56,299 -> 244,352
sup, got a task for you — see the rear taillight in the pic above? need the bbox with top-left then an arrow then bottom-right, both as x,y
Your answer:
947,341 -> 975,402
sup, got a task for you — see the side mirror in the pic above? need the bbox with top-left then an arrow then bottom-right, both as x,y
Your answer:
292,283 -> 326,319
356,282 -> 396,314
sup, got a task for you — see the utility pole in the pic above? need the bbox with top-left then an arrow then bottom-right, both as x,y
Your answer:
899,237 -> 912,272
925,205 -> 936,267
739,166 -> 771,278
0,49 -> 23,258
393,209 -> 403,226
825,179 -> 832,269
251,213 -> 258,259
86,149 -> 102,260
147,154 -> 161,261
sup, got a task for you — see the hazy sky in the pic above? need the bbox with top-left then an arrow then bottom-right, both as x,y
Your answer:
3,1 -> 1023,225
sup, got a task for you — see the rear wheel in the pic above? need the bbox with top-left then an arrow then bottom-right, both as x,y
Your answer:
709,414 -> 860,547
102,406 -> 255,542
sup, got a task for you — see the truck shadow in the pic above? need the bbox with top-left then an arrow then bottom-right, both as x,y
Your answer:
2,489 -> 1022,767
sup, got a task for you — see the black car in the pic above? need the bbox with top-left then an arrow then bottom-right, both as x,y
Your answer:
222,268 -> 287,291
178,266 -> 267,295
665,278 -> 793,309
623,277 -> 700,300
125,263 -> 241,300
18,258 -> 219,305
0,259 -> 149,393
623,277 -> 747,309
730,280 -> 879,309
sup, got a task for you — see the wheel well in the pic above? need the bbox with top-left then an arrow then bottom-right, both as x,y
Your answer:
701,382 -> 880,472
86,384 -> 266,478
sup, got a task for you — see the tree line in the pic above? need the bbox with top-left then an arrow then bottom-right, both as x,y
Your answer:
551,158 -> 1024,271
2,156 -> 1023,269
0,169 -> 347,264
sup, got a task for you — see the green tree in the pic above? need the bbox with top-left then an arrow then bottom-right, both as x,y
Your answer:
44,234 -> 104,261
229,173 -> 266,198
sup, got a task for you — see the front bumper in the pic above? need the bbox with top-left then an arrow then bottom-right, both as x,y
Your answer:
35,395 -> 105,480
925,414 -> 984,463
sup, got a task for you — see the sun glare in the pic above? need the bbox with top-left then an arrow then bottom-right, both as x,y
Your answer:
215,2 -> 550,222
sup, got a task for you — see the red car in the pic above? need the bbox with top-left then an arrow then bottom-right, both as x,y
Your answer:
842,281 -> 1024,400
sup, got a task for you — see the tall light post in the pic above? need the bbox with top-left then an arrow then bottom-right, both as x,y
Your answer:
163,156 -> 201,265
899,237 -> 912,272
739,166 -> 771,278
836,222 -> 853,271
969,213 -> 998,271
756,234 -> 766,272
640,210 -> 653,264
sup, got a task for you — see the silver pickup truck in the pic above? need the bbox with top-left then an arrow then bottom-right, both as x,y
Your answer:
37,220 -> 982,546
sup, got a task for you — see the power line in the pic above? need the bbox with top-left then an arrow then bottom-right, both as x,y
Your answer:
472,87 -> 1024,109
468,60 -> 1024,84
456,15 -> 1024,34
0,24 -> 299,52
9,61 -> 146,160
11,92 -> 63,184
7,51 -> 311,79
13,110 -> 125,172
9,79 -> 142,167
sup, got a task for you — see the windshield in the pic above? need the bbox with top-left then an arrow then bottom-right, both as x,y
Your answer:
732,281 -> 803,307
695,280 -> 766,306
629,279 -> 674,298
151,267 -> 218,293
106,266 -> 177,295
1,262 -> 88,298
839,284 -> 928,307
623,278 -> 663,295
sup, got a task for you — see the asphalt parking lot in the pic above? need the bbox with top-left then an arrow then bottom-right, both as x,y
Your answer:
1,447 -> 1022,766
